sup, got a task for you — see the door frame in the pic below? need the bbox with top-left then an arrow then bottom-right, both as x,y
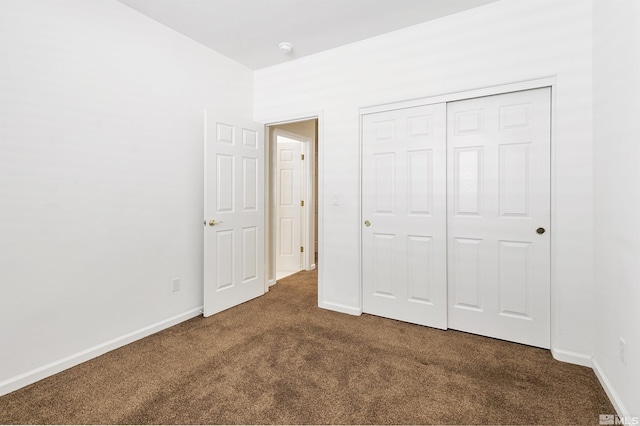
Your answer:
263,112 -> 323,298
359,77 -> 559,351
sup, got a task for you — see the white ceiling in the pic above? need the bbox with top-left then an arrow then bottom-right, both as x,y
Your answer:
116,0 -> 499,70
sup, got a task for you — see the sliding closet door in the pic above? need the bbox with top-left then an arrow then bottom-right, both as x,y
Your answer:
447,88 -> 551,348
362,103 -> 447,329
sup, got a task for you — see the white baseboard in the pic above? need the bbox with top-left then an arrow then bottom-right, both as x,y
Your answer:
0,307 -> 203,397
319,300 -> 362,316
592,358 -> 629,418
268,278 -> 276,287
551,347 -> 593,367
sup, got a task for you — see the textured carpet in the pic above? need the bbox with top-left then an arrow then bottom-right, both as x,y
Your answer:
0,268 -> 613,425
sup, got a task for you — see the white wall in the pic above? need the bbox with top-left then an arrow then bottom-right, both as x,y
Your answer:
0,0 -> 253,395
593,0 -> 640,417
255,0 -> 594,361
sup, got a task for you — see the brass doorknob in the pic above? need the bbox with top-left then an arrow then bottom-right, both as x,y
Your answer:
536,227 -> 546,235
209,219 -> 218,227
364,220 -> 371,227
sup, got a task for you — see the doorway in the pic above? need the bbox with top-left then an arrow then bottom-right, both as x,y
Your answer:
266,119 -> 318,286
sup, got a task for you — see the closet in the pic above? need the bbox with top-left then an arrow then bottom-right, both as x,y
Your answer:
361,87 -> 551,348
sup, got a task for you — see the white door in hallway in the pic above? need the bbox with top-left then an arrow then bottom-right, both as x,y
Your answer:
362,103 -> 448,329
276,137 -> 303,274
447,88 -> 551,348
203,112 -> 265,317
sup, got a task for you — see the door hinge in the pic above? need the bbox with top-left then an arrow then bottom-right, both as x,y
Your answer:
300,246 -> 304,253
301,154 -> 305,160
300,200 -> 304,207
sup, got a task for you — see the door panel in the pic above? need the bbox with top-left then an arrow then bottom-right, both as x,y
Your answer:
242,157 -> 258,211
362,103 -> 447,329
454,147 -> 483,215
372,233 -> 394,296
451,237 -> 482,310
447,88 -> 551,348
498,240 -> 531,318
408,149 -> 432,215
499,143 -> 530,217
407,236 -> 433,303
204,113 -> 264,317
242,227 -> 258,282
216,230 -> 234,290
217,154 -> 234,212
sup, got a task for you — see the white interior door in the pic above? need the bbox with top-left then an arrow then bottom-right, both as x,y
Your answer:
447,88 -> 551,348
362,103 -> 448,329
276,137 -> 303,274
204,112 -> 265,317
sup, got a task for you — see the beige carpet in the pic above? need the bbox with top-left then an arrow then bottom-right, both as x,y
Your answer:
0,268 -> 614,424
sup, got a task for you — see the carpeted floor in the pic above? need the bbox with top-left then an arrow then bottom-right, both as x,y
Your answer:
0,268 -> 614,425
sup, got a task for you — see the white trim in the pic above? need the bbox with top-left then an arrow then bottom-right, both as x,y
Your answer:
550,347 -> 592,367
272,129 -> 311,143
593,358 -> 629,418
360,77 -> 557,115
261,111 -> 321,127
0,307 -> 203,397
203,109 -> 208,234
265,122 -> 276,290
358,111 -> 364,313
317,115 -> 324,309
548,83 -> 560,358
319,301 -> 362,316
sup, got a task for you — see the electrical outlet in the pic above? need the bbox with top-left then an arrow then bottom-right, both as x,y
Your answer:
619,337 -> 627,366
172,277 -> 181,293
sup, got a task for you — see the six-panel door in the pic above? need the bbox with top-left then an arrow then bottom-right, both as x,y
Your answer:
276,138 -> 303,274
446,88 -> 551,348
204,114 -> 265,317
362,103 -> 448,329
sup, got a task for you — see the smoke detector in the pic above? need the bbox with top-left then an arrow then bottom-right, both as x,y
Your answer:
278,42 -> 293,54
